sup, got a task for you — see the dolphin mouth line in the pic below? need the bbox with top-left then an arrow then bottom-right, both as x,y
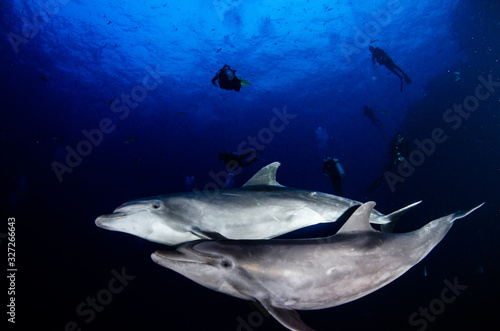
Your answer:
95,212 -> 130,228
169,259 -> 205,265
152,251 -> 208,265
97,212 -> 129,220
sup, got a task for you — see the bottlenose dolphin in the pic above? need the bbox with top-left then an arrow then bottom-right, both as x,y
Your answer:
152,202 -> 483,331
95,162 -> 420,245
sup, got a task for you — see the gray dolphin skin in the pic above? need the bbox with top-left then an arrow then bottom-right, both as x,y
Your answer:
95,162 -> 421,245
151,201 -> 483,331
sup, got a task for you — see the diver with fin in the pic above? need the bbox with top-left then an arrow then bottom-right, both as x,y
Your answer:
211,64 -> 250,92
323,156 -> 345,197
369,46 -> 412,92
363,105 -> 384,129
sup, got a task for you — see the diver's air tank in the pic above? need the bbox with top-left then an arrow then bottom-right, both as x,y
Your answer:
334,158 -> 345,177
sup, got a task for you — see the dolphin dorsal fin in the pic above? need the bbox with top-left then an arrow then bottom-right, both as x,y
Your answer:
243,162 -> 283,187
337,202 -> 377,234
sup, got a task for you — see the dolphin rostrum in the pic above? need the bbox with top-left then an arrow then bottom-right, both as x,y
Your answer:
95,162 -> 420,245
151,201 -> 483,331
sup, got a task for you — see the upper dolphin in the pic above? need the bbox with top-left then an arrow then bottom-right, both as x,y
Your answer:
95,162 -> 420,245
152,201 -> 483,331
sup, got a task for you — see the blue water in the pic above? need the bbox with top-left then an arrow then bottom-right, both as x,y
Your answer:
1,0 -> 499,330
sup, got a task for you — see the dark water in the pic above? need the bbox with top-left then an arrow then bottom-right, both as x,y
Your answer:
1,0 -> 499,330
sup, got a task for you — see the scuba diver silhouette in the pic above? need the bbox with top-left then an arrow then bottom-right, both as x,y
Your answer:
322,156 -> 345,197
218,149 -> 263,168
363,105 -> 384,129
369,46 -> 412,92
367,132 -> 410,194
211,64 -> 250,92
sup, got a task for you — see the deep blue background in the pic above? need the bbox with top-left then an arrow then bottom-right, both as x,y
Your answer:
1,0 -> 499,330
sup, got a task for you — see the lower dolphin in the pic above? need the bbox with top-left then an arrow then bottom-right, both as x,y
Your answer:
151,201 -> 483,331
95,162 -> 420,245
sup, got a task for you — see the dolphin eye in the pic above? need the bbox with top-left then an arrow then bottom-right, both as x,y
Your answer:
220,260 -> 232,268
152,203 -> 161,209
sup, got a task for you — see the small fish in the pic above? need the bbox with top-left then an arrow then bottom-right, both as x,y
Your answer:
370,39 -> 379,44
40,75 -> 48,83
216,48 -> 222,53
107,20 -> 111,25
124,137 -> 137,144
424,265 -> 427,277
176,111 -> 185,115
107,99 -> 115,105
380,109 -> 390,115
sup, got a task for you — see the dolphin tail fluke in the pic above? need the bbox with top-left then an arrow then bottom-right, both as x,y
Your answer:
448,202 -> 485,224
379,201 -> 422,233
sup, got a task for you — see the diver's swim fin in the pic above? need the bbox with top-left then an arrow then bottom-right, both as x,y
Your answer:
404,74 -> 412,84
239,78 -> 250,86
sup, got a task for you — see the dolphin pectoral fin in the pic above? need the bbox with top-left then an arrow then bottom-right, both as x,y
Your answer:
190,226 -> 228,240
242,162 -> 284,187
260,300 -> 316,331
